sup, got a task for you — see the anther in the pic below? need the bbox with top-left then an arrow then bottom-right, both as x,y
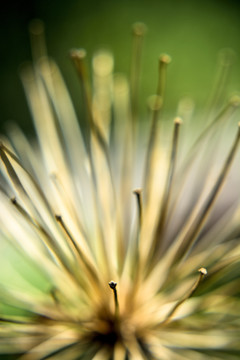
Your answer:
132,22 -> 147,37
70,48 -> 87,64
229,94 -> 240,107
198,267 -> 208,276
11,197 -> 17,205
55,214 -> 62,222
159,53 -> 172,65
109,280 -> 117,290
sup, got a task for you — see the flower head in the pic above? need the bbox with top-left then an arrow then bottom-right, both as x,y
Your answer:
0,20 -> 240,359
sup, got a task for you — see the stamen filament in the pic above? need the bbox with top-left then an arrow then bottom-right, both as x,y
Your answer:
205,49 -> 236,122
133,188 -> 143,228
132,188 -> 143,270
70,48 -> 110,160
130,22 -> 147,134
157,54 -> 172,99
108,281 -> 119,317
180,95 -> 240,174
132,119 -> 181,282
143,55 -> 171,201
70,49 -> 92,132
165,96 -> 240,230
71,49 -> 116,277
0,143 -> 53,215
55,215 -> 99,286
160,268 -> 207,326
148,118 -> 182,267
29,19 -> 47,62
176,123 -> 240,263
10,198 -> 86,289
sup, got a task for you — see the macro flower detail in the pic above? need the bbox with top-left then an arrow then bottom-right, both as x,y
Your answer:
0,20 -> 240,359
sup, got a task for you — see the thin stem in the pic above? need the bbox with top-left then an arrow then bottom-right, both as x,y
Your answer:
55,215 -> 99,286
148,118 -> 182,268
108,281 -> 119,317
130,22 -> 147,135
159,268 -> 207,326
143,55 -> 171,201
29,19 -> 47,62
132,189 -> 143,271
70,49 -> 114,276
133,188 -> 143,228
176,123 -> 240,263
205,49 -> 236,123
10,198 -> 85,289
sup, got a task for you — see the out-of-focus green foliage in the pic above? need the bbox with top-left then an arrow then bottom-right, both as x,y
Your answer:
1,0 -> 240,133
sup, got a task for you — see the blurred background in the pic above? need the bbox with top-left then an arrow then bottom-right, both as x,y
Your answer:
1,0 -> 240,134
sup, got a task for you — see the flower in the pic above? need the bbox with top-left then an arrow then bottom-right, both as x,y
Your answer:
0,20 -> 240,360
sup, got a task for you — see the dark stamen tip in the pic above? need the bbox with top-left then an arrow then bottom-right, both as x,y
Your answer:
11,197 -> 17,205
109,281 -> 117,290
55,214 -> 62,222
133,188 -> 142,195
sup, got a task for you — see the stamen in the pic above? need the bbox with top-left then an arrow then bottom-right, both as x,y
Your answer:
143,55 -> 171,201
133,188 -> 143,228
9,198 -> 86,289
205,48 -> 236,122
165,95 -> 240,227
133,188 -> 143,268
181,95 -> 240,172
11,198 -> 67,265
70,49 -> 90,106
50,287 -> 60,305
160,268 -> 207,326
108,281 -> 119,316
148,118 -> 182,266
92,51 -> 114,141
157,54 -> 172,99
70,49 -> 93,147
70,50 -> 115,277
11,197 -> 33,223
29,19 -> 47,62
55,214 -> 99,285
0,316 -> 33,325
0,143 -> 53,215
0,143 -> 28,198
130,22 -> 147,133
70,49 -> 109,148
176,123 -> 240,263
70,49 -> 114,189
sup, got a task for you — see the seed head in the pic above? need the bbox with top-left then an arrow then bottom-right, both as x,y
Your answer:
0,20 -> 240,359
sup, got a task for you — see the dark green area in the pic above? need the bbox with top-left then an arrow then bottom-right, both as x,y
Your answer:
1,0 -> 240,134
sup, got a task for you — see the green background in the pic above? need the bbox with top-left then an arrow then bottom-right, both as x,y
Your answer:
1,0 -> 240,134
